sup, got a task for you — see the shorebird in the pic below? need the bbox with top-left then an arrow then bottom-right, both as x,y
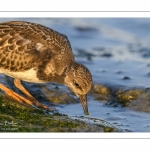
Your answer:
0,21 -> 92,115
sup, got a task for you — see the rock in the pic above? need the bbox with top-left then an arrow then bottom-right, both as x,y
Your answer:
116,70 -> 123,74
0,95 -> 105,132
90,84 -> 111,100
75,26 -> 98,32
42,87 -> 78,104
101,53 -> 113,57
92,84 -> 110,95
48,93 -> 78,104
116,89 -> 142,106
122,76 -> 131,80
104,127 -> 114,132
129,88 -> 150,112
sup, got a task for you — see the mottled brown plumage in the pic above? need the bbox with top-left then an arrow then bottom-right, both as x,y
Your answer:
0,21 -> 74,72
0,21 -> 92,115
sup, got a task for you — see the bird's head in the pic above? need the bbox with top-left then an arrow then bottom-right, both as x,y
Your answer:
64,62 -> 92,115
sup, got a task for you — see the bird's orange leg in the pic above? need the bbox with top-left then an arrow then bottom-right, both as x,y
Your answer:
14,78 -> 52,111
0,79 -> 52,111
0,83 -> 33,105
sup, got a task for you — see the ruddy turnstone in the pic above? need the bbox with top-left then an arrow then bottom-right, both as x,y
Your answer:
0,21 -> 92,115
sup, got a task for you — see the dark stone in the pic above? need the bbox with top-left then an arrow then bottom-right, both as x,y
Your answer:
75,26 -> 98,32
101,53 -> 112,57
122,76 -> 131,80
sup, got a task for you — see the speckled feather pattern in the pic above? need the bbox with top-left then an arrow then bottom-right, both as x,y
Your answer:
0,21 -> 74,73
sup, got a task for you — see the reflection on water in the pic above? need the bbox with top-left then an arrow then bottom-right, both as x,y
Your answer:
0,18 -> 150,132
56,99 -> 150,132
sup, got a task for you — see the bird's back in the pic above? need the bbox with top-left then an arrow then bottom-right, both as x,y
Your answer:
0,21 -> 75,72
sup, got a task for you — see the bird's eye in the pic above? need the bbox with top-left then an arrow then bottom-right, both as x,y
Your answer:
74,82 -> 80,87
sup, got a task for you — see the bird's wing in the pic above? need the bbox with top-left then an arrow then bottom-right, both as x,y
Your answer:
0,21 -> 74,72
0,21 -> 50,71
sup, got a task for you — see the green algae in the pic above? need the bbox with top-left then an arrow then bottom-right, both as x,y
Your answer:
116,89 -> 142,106
104,127 -> 114,132
91,84 -> 111,100
98,124 -> 114,132
0,95 -> 104,132
92,84 -> 110,95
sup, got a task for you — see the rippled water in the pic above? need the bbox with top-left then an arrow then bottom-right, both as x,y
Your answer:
56,100 -> 150,132
1,18 -> 150,132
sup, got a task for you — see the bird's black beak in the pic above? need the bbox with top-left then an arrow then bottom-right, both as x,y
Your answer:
78,94 -> 89,115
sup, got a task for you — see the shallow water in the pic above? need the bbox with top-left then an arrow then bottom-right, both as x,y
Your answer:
0,18 -> 150,132
56,100 -> 150,132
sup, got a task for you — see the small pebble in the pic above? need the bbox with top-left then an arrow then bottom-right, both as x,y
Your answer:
116,70 -> 123,74
122,76 -> 131,80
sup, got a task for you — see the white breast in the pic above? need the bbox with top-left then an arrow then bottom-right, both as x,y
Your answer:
0,68 -> 45,83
